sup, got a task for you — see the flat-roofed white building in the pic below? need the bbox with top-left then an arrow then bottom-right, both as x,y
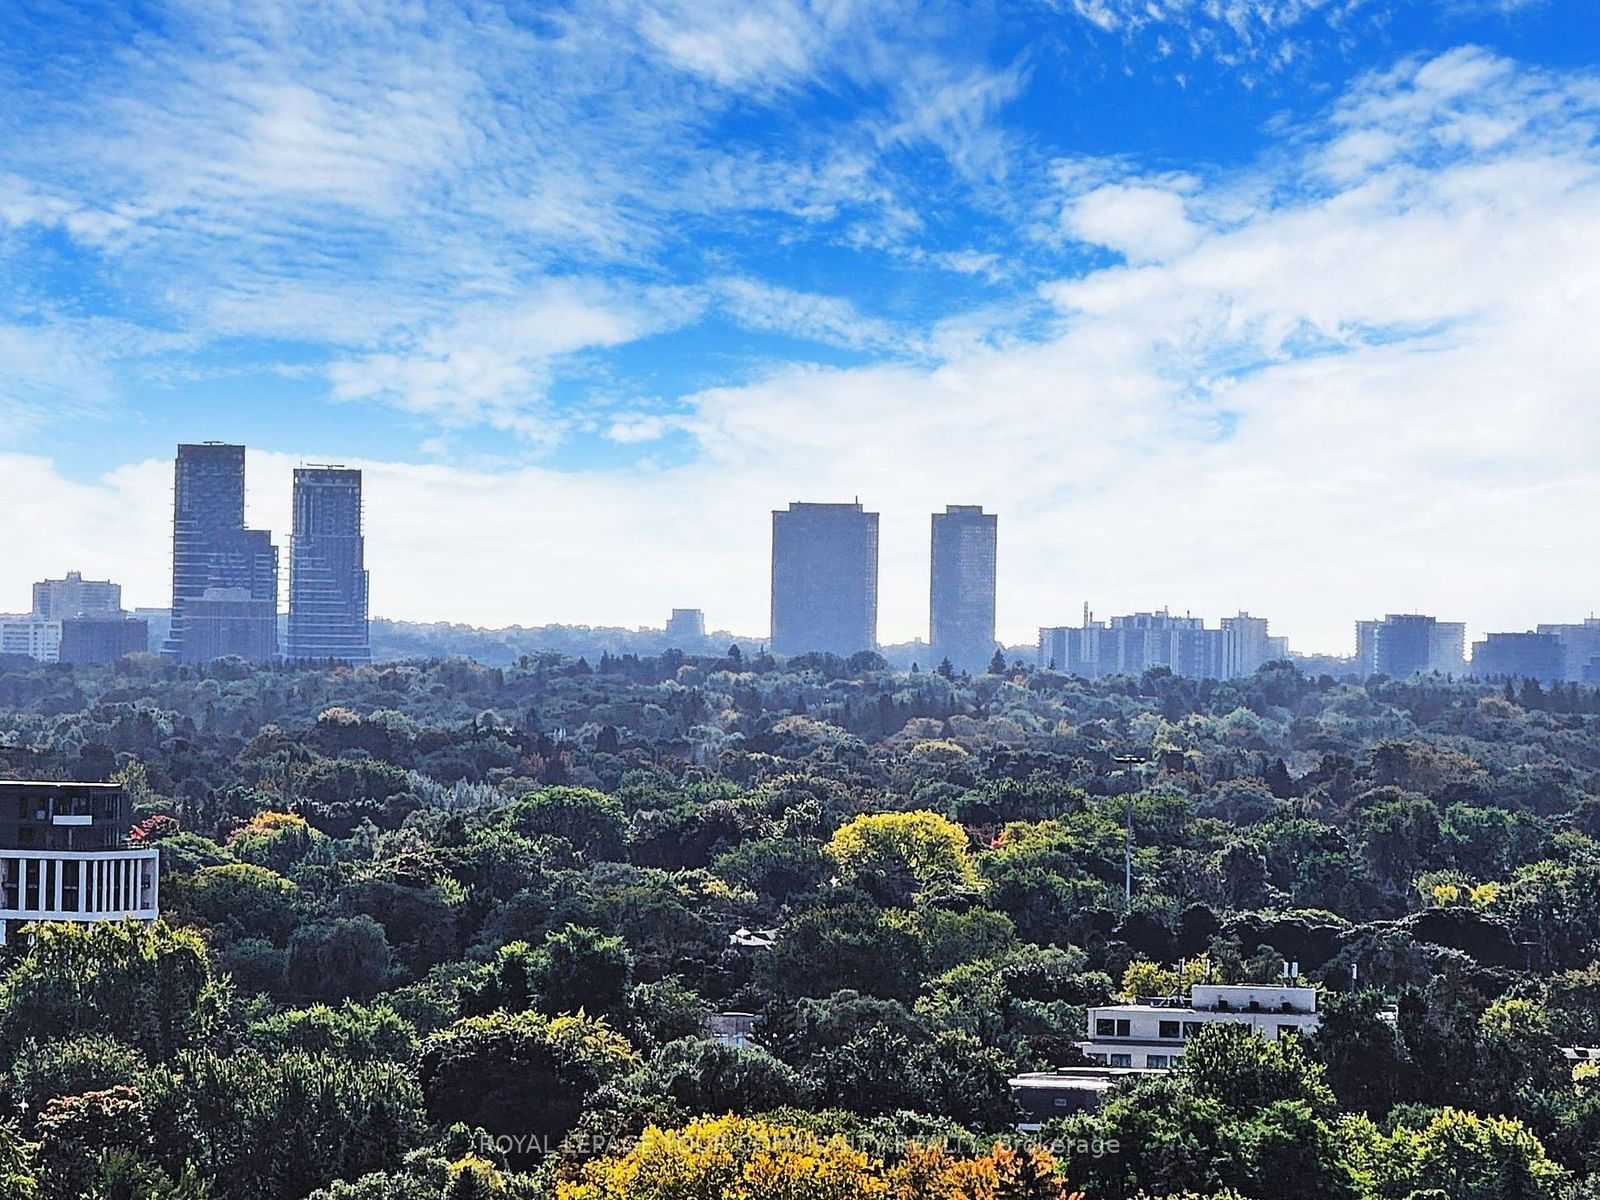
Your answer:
1078,983 -> 1319,1071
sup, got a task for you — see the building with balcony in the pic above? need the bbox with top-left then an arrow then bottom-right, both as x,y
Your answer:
1078,983 -> 1319,1070
0,781 -> 159,945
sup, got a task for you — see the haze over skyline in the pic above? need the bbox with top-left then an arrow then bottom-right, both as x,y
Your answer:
3,1 -> 1598,654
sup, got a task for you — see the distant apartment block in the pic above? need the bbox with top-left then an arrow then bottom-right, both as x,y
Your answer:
1471,631 -> 1565,683
287,467 -> 371,665
1538,620 -> 1600,683
0,780 -> 159,946
666,608 -> 706,643
59,616 -> 149,666
0,617 -> 60,662
930,505 -> 997,674
133,608 -> 172,654
1355,614 -> 1465,678
1220,612 -> 1286,677
1079,983 -> 1319,1071
32,571 -> 122,620
1037,608 -> 1282,679
770,501 -> 879,657
163,443 -> 279,661
181,588 -> 278,663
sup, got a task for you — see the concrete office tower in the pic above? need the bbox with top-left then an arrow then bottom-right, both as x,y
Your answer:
0,780 -> 159,946
32,571 -> 122,620
287,467 -> 371,665
930,505 -> 997,674
770,501 -> 879,657
163,443 -> 279,660
666,608 -> 706,643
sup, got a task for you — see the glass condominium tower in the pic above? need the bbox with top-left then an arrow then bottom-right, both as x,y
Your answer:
287,466 -> 371,665
162,443 -> 279,660
770,501 -> 879,657
930,504 -> 997,674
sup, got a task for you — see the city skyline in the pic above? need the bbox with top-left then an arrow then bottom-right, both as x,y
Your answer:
6,442 -> 1600,661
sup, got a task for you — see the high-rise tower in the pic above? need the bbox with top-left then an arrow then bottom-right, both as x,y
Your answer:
930,504 -> 997,674
770,501 -> 878,657
287,466 -> 371,665
163,443 -> 278,661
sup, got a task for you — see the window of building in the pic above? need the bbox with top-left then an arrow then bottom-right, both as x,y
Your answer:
1147,1054 -> 1170,1069
1088,1053 -> 1107,1065
1095,1018 -> 1115,1037
1109,1054 -> 1132,1068
1182,1021 -> 1203,1037
1115,1019 -> 1131,1037
1158,1020 -> 1180,1039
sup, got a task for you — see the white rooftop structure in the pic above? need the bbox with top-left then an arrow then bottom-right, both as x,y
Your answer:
1079,983 -> 1319,1071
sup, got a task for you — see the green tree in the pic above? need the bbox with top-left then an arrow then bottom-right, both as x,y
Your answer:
418,1011 -> 639,1161
285,916 -> 394,1002
628,1037 -> 811,1115
1181,1022 -> 1335,1116
0,921 -> 226,1061
1355,1107 -> 1567,1200
505,787 -> 628,861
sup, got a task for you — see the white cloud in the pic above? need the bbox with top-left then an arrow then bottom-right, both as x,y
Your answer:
605,414 -> 678,444
715,278 -> 916,352
325,280 -> 703,438
1063,183 -> 1202,263
4,38 -> 1599,658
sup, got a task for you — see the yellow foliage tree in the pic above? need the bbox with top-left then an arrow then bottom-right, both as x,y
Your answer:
557,1116 -> 886,1200
558,1118 -> 1082,1200
827,811 -> 980,903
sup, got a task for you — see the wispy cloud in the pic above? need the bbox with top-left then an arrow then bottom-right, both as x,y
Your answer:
0,0 -> 1036,441
2,5 -> 1598,650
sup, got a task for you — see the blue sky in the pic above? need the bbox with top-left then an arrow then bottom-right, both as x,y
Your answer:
2,0 -> 1598,652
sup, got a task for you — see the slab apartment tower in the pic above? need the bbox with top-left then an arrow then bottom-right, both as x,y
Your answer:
930,504 -> 998,674
287,466 -> 372,665
162,442 -> 279,661
770,501 -> 879,657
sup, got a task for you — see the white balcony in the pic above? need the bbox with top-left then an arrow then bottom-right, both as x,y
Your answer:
0,849 -> 160,943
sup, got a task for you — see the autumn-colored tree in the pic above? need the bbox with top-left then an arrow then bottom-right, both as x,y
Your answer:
828,811 -> 980,905
557,1117 -> 1081,1200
